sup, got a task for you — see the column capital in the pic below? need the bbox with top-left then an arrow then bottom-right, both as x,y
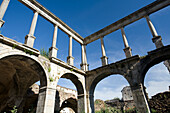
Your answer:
49,46 -> 58,51
33,10 -> 39,14
0,19 -> 5,28
81,44 -> 87,46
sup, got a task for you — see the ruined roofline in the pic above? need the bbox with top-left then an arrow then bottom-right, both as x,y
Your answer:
18,0 -> 84,44
84,0 -> 170,45
56,85 -> 77,92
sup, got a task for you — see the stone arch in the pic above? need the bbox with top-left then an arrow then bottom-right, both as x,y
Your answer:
57,73 -> 85,113
89,73 -> 126,97
60,73 -> 84,95
129,46 -> 170,113
87,70 -> 129,113
60,97 -> 77,113
0,53 -> 48,112
0,53 -> 48,86
139,47 -> 170,84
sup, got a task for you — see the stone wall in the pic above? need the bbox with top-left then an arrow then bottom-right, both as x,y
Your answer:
149,91 -> 170,113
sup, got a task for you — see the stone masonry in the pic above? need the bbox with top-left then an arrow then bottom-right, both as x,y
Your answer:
0,0 -> 170,113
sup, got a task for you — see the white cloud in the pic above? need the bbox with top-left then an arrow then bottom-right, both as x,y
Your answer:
94,76 -> 129,100
94,85 -> 126,101
146,80 -> 169,97
145,63 -> 170,98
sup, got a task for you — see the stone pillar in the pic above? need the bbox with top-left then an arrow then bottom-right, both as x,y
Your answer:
145,15 -> 170,73
67,36 -> 74,65
100,37 -> 108,66
145,15 -> 163,48
86,93 -> 94,113
77,94 -> 86,113
36,86 -> 56,113
0,0 -> 10,28
80,44 -> 89,71
25,11 -> 38,47
131,84 -> 150,113
49,25 -> 58,58
121,27 -> 132,58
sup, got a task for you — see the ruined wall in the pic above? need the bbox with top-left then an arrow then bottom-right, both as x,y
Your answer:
121,86 -> 133,101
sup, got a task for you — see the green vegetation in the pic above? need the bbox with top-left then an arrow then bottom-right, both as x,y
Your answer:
10,106 -> 17,113
151,108 -> 157,113
70,68 -> 74,71
95,107 -> 121,113
12,44 -> 17,49
49,76 -> 54,82
48,67 -> 51,72
24,49 -> 33,55
113,97 -> 120,100
124,107 -> 137,113
40,48 -> 49,58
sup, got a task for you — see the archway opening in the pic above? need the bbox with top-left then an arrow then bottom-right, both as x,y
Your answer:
54,73 -> 84,113
144,62 -> 170,113
60,98 -> 77,113
0,55 -> 47,113
92,75 -> 136,113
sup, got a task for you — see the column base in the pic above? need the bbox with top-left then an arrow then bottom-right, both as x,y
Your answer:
131,84 -> 150,113
80,63 -> 89,71
36,86 -> 56,113
49,47 -> 58,58
67,56 -> 74,65
152,36 -> 164,48
0,19 -> 5,28
123,47 -> 132,58
100,56 -> 108,66
25,34 -> 36,48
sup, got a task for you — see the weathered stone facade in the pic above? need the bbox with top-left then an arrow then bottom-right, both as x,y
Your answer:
121,86 -> 133,101
0,0 -> 170,113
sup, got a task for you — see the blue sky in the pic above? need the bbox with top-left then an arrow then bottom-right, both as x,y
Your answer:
1,0 -> 170,100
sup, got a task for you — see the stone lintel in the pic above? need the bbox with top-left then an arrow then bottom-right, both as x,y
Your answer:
0,19 -> 5,28
100,56 -> 108,66
49,46 -> 58,58
25,34 -> 36,47
123,47 -> 132,58
152,36 -> 164,48
84,0 -> 170,44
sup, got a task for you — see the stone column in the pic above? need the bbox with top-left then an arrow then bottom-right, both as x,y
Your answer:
131,84 -> 150,113
0,0 -> 10,28
77,94 -> 86,113
121,27 -> 132,58
67,36 -> 74,65
36,86 -> 56,113
145,15 -> 170,73
86,93 -> 94,113
145,15 -> 163,48
100,37 -> 108,66
25,11 -> 38,47
49,25 -> 58,58
80,44 -> 89,71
